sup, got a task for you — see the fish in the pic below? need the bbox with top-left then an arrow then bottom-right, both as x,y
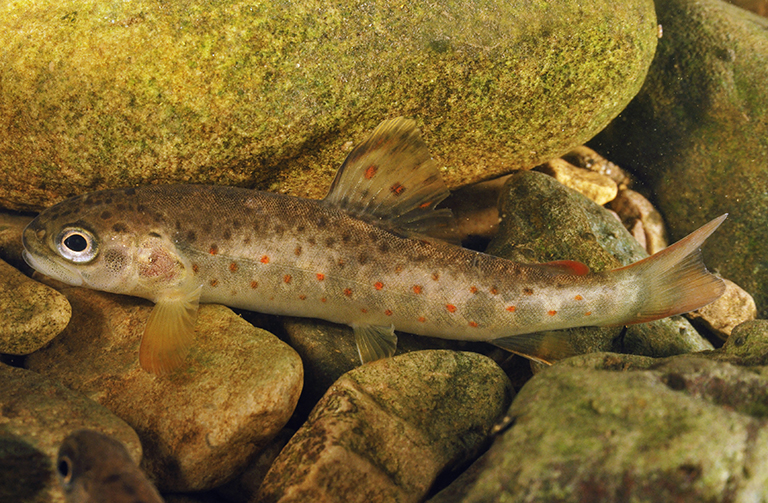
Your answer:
22,118 -> 727,375
56,429 -> 164,503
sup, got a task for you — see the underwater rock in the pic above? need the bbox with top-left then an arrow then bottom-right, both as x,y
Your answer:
717,320 -> 768,366
0,0 -> 657,211
688,278 -> 757,341
607,189 -> 668,255
430,352 -> 768,502
256,350 -> 513,503
535,158 -> 618,206
590,0 -> 768,319
486,170 -> 714,360
0,364 -> 142,503
25,285 -> 303,492
0,211 -> 32,271
0,259 -> 71,355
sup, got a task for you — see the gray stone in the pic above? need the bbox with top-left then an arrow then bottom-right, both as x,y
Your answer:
256,350 -> 513,503
26,284 -> 303,492
590,0 -> 768,318
688,278 -> 757,340
486,170 -> 713,360
430,353 -> 768,502
0,258 -> 71,355
0,364 -> 141,503
0,0 -> 657,211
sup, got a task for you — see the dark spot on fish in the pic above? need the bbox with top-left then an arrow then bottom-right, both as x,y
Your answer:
115,203 -> 126,212
274,225 -> 285,236
243,236 -> 251,246
341,232 -> 352,243
390,183 -> 406,196
317,217 -> 327,228
192,264 -> 199,273
663,373 -> 687,391
326,237 -> 336,247
112,223 -> 127,233
148,231 -> 161,238
432,272 -> 440,281
358,252 -> 368,265
296,225 -> 305,233
232,220 -> 241,230
100,211 -> 112,220
223,229 -> 232,241
368,231 -> 378,242
202,222 -> 212,233
187,230 -> 197,242
523,287 -> 534,295
378,241 -> 390,253
153,212 -> 164,223
209,245 -> 218,255
136,204 -> 145,213
104,198 -> 113,204
308,237 -> 316,246
338,259 -> 345,268
253,222 -> 259,232
210,279 -> 219,287
175,220 -> 181,230
124,187 -> 136,196
295,246 -> 302,256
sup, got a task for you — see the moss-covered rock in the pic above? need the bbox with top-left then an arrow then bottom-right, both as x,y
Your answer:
0,0 -> 656,211
590,0 -> 768,318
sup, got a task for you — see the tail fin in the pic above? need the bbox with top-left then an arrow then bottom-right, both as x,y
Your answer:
617,214 -> 727,325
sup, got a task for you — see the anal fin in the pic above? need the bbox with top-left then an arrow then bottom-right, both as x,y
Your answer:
139,285 -> 202,375
352,324 -> 398,364
491,331 -> 577,365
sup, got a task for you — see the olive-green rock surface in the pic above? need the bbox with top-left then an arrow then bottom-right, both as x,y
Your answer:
590,0 -> 768,318
0,0 -> 657,211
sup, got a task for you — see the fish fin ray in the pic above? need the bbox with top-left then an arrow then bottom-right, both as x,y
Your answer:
323,118 -> 455,238
139,284 -> 202,375
352,324 -> 397,364
617,214 -> 727,324
491,331 -> 577,364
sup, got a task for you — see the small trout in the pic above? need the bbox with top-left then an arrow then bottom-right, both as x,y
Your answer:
23,118 -> 726,374
57,429 -> 163,503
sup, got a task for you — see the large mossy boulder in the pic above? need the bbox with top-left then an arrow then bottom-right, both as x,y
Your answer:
590,0 -> 768,318
0,0 -> 657,210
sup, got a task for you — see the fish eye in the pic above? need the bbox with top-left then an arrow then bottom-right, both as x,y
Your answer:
57,455 -> 73,485
57,228 -> 98,263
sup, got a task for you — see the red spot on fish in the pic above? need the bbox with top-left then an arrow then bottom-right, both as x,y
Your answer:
548,310 -> 557,316
321,297 -> 327,303
432,273 -> 440,281
260,255 -> 270,264
575,295 -> 583,301
395,265 -> 403,273
470,286 -> 478,294
192,263 -> 199,273
284,275 -> 292,284
490,287 -> 499,295
469,321 -> 479,328
344,288 -> 353,297
419,201 -> 433,209
364,165 -> 378,179
361,308 -> 368,313
390,182 -> 406,196
413,285 -> 423,294
585,311 -> 592,316
523,287 -> 534,295
384,309 -> 393,316
374,281 -> 384,290
250,281 -> 258,289
295,246 -> 302,256
209,245 -> 218,255
299,295 -> 307,300
418,316 -> 426,323
446,304 -> 457,313
338,259 -> 345,267
210,279 -> 219,287
229,262 -> 238,273
506,306 -> 516,312
317,273 -> 325,281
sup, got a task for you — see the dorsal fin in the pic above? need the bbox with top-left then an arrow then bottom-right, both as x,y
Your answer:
323,118 -> 454,237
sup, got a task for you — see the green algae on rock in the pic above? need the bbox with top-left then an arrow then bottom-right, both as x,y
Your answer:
590,0 -> 768,319
1,0 -> 656,211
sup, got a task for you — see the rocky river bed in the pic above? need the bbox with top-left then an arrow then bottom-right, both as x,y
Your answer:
1,0 -> 767,502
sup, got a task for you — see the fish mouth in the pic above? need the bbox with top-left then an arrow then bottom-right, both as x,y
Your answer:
22,247 -> 84,287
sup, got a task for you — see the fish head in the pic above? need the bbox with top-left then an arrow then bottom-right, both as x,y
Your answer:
22,188 -> 191,301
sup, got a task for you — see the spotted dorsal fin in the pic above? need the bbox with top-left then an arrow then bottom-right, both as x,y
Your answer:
323,118 -> 454,237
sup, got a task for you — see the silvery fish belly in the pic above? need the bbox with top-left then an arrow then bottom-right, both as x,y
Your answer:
22,118 -> 727,375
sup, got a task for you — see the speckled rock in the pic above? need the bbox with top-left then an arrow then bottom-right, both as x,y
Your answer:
607,189 -> 668,254
486,170 -> 713,360
0,0 -> 657,211
688,278 -> 757,340
256,350 -> 513,503
0,364 -> 142,503
0,211 -> 32,271
25,284 -> 303,492
535,158 -> 618,205
430,352 -> 768,503
717,320 -> 768,365
590,0 -> 768,318
0,259 -> 71,355
560,146 -> 635,190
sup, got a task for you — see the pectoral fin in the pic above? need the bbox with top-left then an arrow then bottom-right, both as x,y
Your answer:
352,324 -> 398,364
491,331 -> 577,365
139,285 -> 202,375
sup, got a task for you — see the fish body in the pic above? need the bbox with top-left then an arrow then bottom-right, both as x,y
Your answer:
57,429 -> 163,503
23,119 -> 726,374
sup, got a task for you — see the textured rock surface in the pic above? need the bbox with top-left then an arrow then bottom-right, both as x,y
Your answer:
431,350 -> 768,502
0,0 -> 657,210
486,170 -> 714,359
26,285 -> 303,492
257,350 -> 513,503
535,158 -> 618,205
0,211 -> 32,271
590,0 -> 768,318
0,364 -> 142,503
0,258 -> 71,355
688,278 -> 757,340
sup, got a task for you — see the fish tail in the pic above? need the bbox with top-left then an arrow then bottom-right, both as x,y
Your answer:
616,214 -> 727,325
